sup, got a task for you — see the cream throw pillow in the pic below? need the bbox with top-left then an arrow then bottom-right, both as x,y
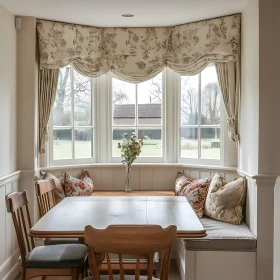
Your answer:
39,171 -> 65,203
204,173 -> 246,225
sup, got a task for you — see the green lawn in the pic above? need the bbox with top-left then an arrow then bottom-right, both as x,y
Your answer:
112,140 -> 162,157
53,139 -> 220,159
53,140 -> 92,159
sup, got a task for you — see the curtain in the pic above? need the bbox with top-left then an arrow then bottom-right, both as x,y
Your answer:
36,14 -> 241,83
215,58 -> 240,143
38,69 -> 59,153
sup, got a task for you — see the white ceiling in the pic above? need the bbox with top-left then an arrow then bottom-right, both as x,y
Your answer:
0,0 -> 248,27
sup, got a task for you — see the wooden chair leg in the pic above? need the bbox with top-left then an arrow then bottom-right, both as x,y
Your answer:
72,268 -> 79,280
21,268 -> 26,280
84,262 -> 89,277
42,276 -> 47,280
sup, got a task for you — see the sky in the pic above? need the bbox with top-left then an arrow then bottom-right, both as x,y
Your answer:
112,65 -> 218,105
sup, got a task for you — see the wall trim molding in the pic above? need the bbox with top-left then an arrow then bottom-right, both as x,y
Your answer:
0,171 -> 21,186
237,169 -> 277,185
0,249 -> 20,280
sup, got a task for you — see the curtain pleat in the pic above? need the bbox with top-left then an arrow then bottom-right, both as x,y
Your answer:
215,58 -> 240,143
37,14 -> 241,83
38,68 -> 59,153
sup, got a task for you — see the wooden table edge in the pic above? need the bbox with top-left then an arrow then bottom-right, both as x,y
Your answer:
29,230 -> 207,239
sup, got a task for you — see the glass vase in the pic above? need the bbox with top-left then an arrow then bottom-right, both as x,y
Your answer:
125,164 -> 132,192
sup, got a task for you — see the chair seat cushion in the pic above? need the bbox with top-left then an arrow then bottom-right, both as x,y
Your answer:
84,276 -> 158,280
184,217 -> 257,252
25,244 -> 88,268
45,238 -> 84,245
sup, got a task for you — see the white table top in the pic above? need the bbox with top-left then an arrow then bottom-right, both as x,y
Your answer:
30,196 -> 206,238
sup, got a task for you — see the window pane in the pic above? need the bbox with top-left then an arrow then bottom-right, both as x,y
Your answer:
74,71 -> 92,126
53,129 -> 72,159
201,66 -> 221,125
138,129 -> 162,157
112,129 -> 135,157
53,67 -> 72,126
112,78 -> 136,125
181,75 -> 199,125
138,73 -> 162,125
180,127 -> 198,158
75,128 -> 93,158
201,127 -> 220,159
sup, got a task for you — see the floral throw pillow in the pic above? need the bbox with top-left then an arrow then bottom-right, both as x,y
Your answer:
80,170 -> 94,192
204,173 -> 246,225
182,178 -> 211,218
175,172 -> 193,196
60,172 -> 93,197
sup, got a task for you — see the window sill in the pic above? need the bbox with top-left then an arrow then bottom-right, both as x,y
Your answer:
40,163 -> 237,172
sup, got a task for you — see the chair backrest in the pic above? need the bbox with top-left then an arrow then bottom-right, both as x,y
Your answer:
85,225 -> 177,280
6,191 -> 35,265
35,178 -> 56,217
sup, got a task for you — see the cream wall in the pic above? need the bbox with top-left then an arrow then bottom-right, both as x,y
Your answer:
258,1 -> 280,279
17,16 -> 37,171
16,16 -> 38,225
241,0 -> 280,279
240,0 -> 259,175
0,4 -> 17,178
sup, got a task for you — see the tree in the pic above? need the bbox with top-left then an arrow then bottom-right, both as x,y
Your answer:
181,77 -> 199,125
201,82 -> 221,125
113,86 -> 131,104
53,67 -> 71,126
148,76 -> 162,103
53,67 -> 92,127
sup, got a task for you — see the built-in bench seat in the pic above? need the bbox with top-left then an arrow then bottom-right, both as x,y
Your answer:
185,217 -> 256,252
177,217 -> 257,280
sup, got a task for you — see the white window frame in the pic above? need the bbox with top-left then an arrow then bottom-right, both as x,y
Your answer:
109,70 -> 166,163
45,66 -> 236,167
49,67 -> 97,166
177,68 -> 225,166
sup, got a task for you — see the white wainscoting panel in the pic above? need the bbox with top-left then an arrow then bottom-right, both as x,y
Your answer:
41,164 -> 238,192
0,171 -> 21,280
41,165 -> 185,191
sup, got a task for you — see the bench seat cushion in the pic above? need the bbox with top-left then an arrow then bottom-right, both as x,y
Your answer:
184,217 -> 256,252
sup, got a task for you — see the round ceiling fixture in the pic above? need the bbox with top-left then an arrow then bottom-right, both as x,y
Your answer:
122,14 -> 134,18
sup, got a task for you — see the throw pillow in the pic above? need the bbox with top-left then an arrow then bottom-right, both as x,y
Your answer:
39,171 -> 65,203
204,173 -> 246,225
175,172 -> 193,196
81,170 -> 94,192
182,178 -> 211,218
60,172 -> 94,197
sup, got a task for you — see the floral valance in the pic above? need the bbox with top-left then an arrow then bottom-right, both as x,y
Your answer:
37,14 -> 240,83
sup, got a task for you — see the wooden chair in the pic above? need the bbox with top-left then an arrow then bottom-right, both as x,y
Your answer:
83,224 -> 177,280
6,190 -> 88,280
35,178 -> 56,217
35,178 -> 82,245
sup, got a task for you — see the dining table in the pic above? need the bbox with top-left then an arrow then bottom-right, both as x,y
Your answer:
29,196 -> 207,239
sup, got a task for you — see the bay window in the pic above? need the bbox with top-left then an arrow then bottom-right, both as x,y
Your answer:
179,66 -> 221,164
48,65 -> 235,167
111,73 -> 164,162
49,66 -> 95,165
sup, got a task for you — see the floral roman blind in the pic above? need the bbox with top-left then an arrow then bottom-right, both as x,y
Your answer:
37,14 -> 240,83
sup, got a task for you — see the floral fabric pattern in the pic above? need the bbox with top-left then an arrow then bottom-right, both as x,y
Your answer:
174,173 -> 193,196
37,14 -> 240,83
204,173 -> 246,225
182,178 -> 211,218
80,170 -> 94,192
60,172 -> 94,197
